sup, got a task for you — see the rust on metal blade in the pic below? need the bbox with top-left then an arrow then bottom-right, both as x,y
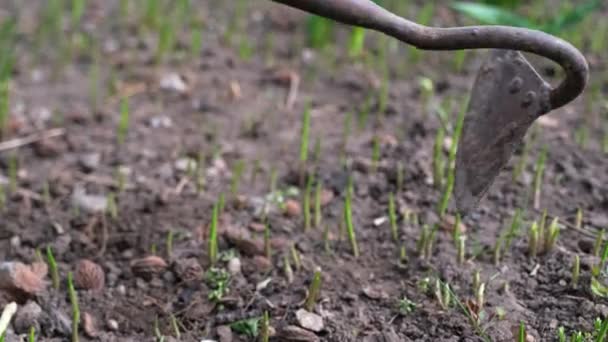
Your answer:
454,49 -> 551,215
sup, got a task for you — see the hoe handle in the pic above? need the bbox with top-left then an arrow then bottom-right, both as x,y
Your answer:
271,0 -> 588,112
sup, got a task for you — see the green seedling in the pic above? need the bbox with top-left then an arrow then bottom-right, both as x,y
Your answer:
472,270 -> 481,295
574,125 -> 588,148
157,18 -> 176,63
594,230 -> 605,257
438,99 -> 466,217
304,268 -> 322,311
493,235 -> 502,266
153,316 -> 163,341
28,326 -> 35,342
314,180 -> 322,228
260,311 -> 270,342
543,217 -> 560,253
166,230 -> 174,259
453,50 -> 467,73
299,102 -> 311,181
434,279 -> 452,310
341,110 -> 353,160
457,235 -> 466,264
313,136 -> 322,164
205,267 -> 230,303
190,27 -> 202,57
143,0 -> 161,29
46,246 -> 60,290
348,27 -> 366,58
432,125 -> 446,189
231,317 -> 261,338
419,77 -> 435,117
397,297 -> 417,315
208,201 -> 219,265
283,255 -> 294,284
518,321 -> 526,342
306,15 -> 333,49
528,221 -> 539,258
117,97 -> 130,145
303,174 -> 313,231
230,159 -> 245,196
67,272 -> 80,342
371,136 -> 381,173
71,0 -> 86,27
237,35 -> 253,61
170,314 -> 180,339
388,192 -> 399,242
576,207 -> 583,230
592,242 -> 608,277
357,94 -> 373,131
218,192 -> 225,215
106,192 -> 118,219
150,243 -> 157,255
557,326 -> 566,342
290,244 -> 301,271
503,208 -> 522,251
344,179 -> 359,257
532,145 -> 548,209
512,125 -> 537,182
572,254 -> 580,289
400,244 -> 408,264
0,184 -> 5,210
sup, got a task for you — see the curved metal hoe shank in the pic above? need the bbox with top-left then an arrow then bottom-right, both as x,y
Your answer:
272,0 -> 589,215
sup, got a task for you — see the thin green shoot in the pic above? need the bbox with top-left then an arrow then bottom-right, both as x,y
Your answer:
576,207 -> 583,230
532,145 -> 548,209
170,314 -> 180,339
46,246 -> 60,290
388,192 -> 398,242
518,322 -> 526,342
306,15 -> 332,49
303,174 -> 313,231
348,27 -> 366,58
504,208 -> 522,251
314,180 -> 322,228
528,221 -> 539,258
261,311 -> 270,342
396,161 -> 404,191
28,326 -> 35,342
8,153 -> 17,193
71,0 -> 86,27
230,159 -> 245,196
106,192 -> 118,219
432,125 -> 445,188
283,255 -> 294,283
156,19 -> 176,63
299,102 -> 311,179
593,242 -> 608,277
208,202 -> 219,265
572,254 -> 580,289
371,136 -> 381,173
117,97 -> 130,145
304,268 -> 322,311
290,244 -> 301,271
419,77 -> 434,117
0,79 -> 9,138
191,27 -> 203,57
594,229 -> 604,257
67,272 -> 80,342
344,178 -> 359,258
166,230 -> 174,259
323,224 -> 331,254
457,235 -> 466,264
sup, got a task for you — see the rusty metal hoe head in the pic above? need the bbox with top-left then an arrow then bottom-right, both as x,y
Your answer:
271,0 -> 589,216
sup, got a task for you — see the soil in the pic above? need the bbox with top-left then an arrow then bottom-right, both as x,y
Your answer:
0,1 -> 607,341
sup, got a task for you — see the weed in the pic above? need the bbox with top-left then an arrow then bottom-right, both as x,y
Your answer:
67,272 -> 80,342
304,268 -> 322,311
576,207 -> 583,230
419,77 -> 435,117
306,15 -> 332,49
348,27 -> 366,58
231,317 -> 261,338
205,267 -> 230,303
397,297 -> 417,315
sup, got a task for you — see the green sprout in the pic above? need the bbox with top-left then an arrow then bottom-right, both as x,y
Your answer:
260,311 -> 270,342
528,221 -> 539,258
434,279 -> 452,310
371,136 -> 381,173
348,27 -> 366,58
299,102 -> 311,181
303,174 -> 313,231
314,180 -> 323,228
344,178 -> 359,258
166,230 -> 174,259
67,272 -> 80,342
230,159 -> 245,196
388,192 -> 399,242
208,201 -> 219,265
532,145 -> 548,208
46,246 -> 60,290
594,230 -> 605,257
397,297 -> 417,315
231,317 -> 261,338
304,268 -> 322,311
572,254 -> 580,289
518,321 -> 526,342
0,79 -> 9,138
117,97 -> 130,145
432,125 -> 445,189
205,267 -> 230,303
170,314 -> 180,339
28,326 -> 35,342
264,221 -> 271,259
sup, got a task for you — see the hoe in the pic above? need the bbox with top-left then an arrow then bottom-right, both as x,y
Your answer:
271,0 -> 589,215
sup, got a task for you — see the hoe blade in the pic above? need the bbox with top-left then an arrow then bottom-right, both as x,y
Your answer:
455,49 -> 551,215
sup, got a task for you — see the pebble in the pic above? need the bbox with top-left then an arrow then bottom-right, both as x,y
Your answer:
284,199 -> 301,217
13,301 -> 42,334
107,319 -> 119,331
174,157 -> 197,172
252,256 -> 272,272
227,258 -> 241,275
159,72 -> 189,94
296,309 -> 324,332
71,187 -> 107,213
78,153 -> 101,173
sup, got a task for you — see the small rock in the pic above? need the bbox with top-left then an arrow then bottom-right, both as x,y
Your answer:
74,259 -> 105,291
174,157 -> 197,172
362,286 -> 389,300
0,261 -> 48,301
106,319 -> 119,331
13,301 -> 42,334
71,186 -> 107,214
278,325 -> 319,342
223,228 -> 264,256
252,256 -> 272,272
172,258 -> 203,282
284,199 -> 301,217
149,115 -> 173,128
217,325 -> 232,342
78,153 -> 101,173
373,216 -> 388,227
159,73 -> 189,94
116,284 -> 127,296
296,309 -> 324,332
227,258 -> 241,275
131,256 -> 168,280
82,312 -> 99,338
9,236 -> 20,249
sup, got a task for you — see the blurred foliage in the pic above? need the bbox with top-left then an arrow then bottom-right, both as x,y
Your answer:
451,0 -> 601,34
